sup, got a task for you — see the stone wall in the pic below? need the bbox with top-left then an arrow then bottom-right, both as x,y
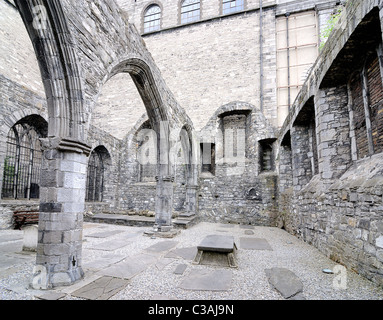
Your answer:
196,101 -> 278,225
277,0 -> 383,286
0,0 -> 44,96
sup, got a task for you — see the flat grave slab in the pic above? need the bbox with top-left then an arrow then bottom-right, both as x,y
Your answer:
265,268 -> 305,300
174,264 -> 188,275
87,239 -> 131,251
82,254 -> 126,270
37,292 -> 66,300
71,276 -> 129,300
145,240 -> 179,253
101,253 -> 157,280
86,230 -> 125,238
165,247 -> 198,260
179,269 -> 232,291
240,237 -> 273,251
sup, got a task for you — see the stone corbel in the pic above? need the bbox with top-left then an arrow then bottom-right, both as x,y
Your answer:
40,137 -> 92,156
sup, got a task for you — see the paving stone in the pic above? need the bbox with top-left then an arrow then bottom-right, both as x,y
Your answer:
145,240 -> 179,253
165,246 -> 198,260
174,264 -> 187,275
198,235 -> 235,253
82,254 -> 126,270
179,269 -> 232,291
87,239 -> 131,251
155,258 -> 174,271
37,292 -> 66,300
101,254 -> 157,279
71,276 -> 129,300
240,238 -> 273,251
265,268 -> 304,299
86,230 -> 125,238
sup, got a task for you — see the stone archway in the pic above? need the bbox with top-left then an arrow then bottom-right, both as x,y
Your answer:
15,0 -> 90,289
14,0 -> 194,288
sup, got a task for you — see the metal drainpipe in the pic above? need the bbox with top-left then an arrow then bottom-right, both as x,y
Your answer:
260,0 -> 264,113
286,12 -> 291,112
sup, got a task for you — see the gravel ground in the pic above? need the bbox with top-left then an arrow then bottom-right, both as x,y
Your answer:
1,222 -> 383,300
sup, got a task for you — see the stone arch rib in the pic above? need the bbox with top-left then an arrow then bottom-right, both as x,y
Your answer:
15,0 -> 85,142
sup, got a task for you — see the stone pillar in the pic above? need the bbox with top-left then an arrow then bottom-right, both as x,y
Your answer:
33,137 -> 90,289
185,184 -> 198,216
278,142 -> 293,194
291,125 -> 313,192
154,175 -> 175,231
315,86 -> 352,181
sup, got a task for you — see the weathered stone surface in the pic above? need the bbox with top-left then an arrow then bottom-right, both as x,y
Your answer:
101,254 -> 157,280
144,241 -> 179,253
240,238 -> 273,251
174,264 -> 187,275
71,276 -> 129,300
265,268 -> 304,299
197,235 -> 235,253
86,230 -> 125,238
165,247 -> 198,260
87,239 -> 131,251
179,269 -> 232,291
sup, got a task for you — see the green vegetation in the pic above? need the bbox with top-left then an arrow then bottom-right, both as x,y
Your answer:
319,5 -> 344,51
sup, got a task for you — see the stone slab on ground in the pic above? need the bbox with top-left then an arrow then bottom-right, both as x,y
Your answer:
179,269 -> 232,291
101,253 -> 157,280
198,235 -> 235,253
87,239 -> 131,251
165,247 -> 198,260
265,268 -> 305,300
240,238 -> 273,251
71,276 -> 129,300
144,240 -> 179,253
155,258 -> 174,271
86,230 -> 125,238
174,264 -> 188,275
82,254 -> 126,270
37,292 -> 66,300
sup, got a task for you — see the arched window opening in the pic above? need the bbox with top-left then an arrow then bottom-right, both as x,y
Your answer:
136,121 -> 157,182
222,0 -> 244,15
86,147 -> 109,202
144,4 -> 162,33
2,120 -> 46,200
181,0 -> 201,24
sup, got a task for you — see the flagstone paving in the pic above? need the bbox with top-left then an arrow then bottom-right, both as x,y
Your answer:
1,222 -> 383,300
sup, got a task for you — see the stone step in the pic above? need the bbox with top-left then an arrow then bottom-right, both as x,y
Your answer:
85,213 -> 199,229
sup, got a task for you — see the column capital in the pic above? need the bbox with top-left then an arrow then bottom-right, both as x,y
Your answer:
40,137 -> 92,156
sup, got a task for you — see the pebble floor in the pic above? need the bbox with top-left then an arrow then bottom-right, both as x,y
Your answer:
1,222 -> 383,300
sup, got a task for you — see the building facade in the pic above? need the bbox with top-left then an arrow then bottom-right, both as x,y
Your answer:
0,0 -> 382,288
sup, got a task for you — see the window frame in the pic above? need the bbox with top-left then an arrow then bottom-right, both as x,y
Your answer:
179,0 -> 201,25
142,2 -> 163,34
221,0 -> 245,16
1,122 -> 45,200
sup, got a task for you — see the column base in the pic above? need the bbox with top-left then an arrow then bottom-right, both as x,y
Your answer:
144,224 -> 180,239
